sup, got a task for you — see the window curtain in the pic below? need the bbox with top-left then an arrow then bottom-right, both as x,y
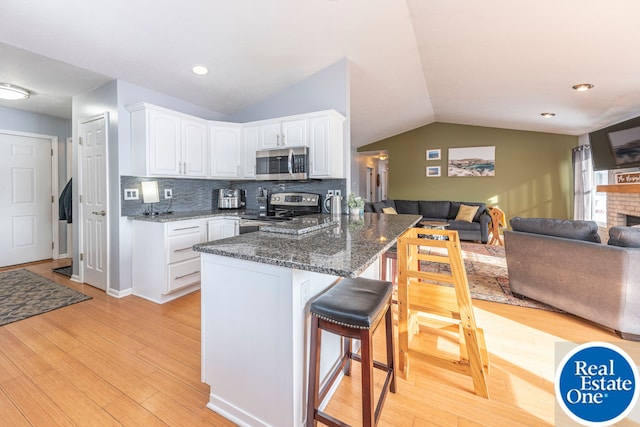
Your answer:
573,144 -> 593,220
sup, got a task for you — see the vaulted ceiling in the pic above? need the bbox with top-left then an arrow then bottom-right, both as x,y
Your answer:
2,0 -> 640,147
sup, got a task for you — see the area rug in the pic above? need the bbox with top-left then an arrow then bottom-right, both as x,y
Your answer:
420,242 -> 561,312
52,264 -> 73,278
0,269 -> 91,326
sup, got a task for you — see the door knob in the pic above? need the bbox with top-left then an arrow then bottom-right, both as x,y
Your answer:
92,210 -> 106,216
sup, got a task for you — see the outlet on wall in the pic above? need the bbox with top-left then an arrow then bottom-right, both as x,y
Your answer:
334,190 -> 341,197
327,190 -> 334,196
164,189 -> 172,199
124,188 -> 139,200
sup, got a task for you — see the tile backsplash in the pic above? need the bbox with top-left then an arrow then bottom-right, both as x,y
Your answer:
120,176 -> 347,217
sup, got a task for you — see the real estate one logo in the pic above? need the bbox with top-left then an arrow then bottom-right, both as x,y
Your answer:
555,342 -> 639,426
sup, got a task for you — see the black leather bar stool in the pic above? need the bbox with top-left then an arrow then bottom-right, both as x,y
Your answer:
307,277 -> 396,427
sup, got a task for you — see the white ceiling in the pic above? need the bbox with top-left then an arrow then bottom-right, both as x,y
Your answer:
2,0 -> 640,147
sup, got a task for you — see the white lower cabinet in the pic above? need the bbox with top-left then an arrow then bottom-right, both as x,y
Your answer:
133,219 -> 205,304
206,217 -> 239,241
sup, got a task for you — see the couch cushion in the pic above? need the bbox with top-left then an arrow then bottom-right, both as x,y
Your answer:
449,202 -> 486,222
455,204 -> 479,223
394,200 -> 420,215
510,217 -> 601,243
418,201 -> 450,219
372,201 -> 387,213
608,226 -> 640,248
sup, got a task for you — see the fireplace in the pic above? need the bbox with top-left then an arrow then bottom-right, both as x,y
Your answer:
627,215 -> 640,227
596,184 -> 640,231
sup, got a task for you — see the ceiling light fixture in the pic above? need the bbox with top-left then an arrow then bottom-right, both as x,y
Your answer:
541,112 -> 556,118
0,83 -> 31,100
378,154 -> 388,161
192,65 -> 209,76
572,83 -> 594,92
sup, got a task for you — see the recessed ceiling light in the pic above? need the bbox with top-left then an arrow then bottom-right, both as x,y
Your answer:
572,83 -> 594,92
541,112 -> 556,118
192,65 -> 209,76
0,83 -> 31,100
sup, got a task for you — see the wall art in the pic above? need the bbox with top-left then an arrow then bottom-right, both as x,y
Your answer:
448,146 -> 495,177
426,166 -> 441,177
426,149 -> 441,160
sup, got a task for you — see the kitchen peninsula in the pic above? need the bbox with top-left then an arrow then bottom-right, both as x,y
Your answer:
193,212 -> 421,427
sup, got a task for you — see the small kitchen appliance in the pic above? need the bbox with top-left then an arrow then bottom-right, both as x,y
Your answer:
255,147 -> 309,181
218,189 -> 241,209
323,195 -> 343,216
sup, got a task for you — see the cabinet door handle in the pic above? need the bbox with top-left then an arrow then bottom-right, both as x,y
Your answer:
183,161 -> 187,174
174,226 -> 200,231
175,270 -> 200,280
174,247 -> 193,253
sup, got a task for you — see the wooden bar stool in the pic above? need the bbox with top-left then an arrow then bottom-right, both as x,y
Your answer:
307,277 -> 396,427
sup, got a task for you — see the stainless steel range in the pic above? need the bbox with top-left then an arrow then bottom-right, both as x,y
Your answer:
239,192 -> 321,234
268,192 -> 321,217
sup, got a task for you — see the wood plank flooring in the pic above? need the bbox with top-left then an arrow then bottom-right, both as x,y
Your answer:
0,259 -> 634,426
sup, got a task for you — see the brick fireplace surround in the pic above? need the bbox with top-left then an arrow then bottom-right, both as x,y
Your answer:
596,184 -> 640,230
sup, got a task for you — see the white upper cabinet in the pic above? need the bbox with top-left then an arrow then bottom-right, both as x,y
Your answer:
243,126 -> 259,178
309,112 -> 346,179
128,102 -> 345,179
258,118 -> 308,150
128,103 -> 208,177
209,124 -> 243,179
181,117 -> 209,176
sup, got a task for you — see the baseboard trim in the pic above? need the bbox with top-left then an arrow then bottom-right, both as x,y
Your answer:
107,287 -> 133,299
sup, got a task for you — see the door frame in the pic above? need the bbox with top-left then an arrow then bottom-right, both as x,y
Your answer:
0,128 -> 59,262
76,113 -> 110,291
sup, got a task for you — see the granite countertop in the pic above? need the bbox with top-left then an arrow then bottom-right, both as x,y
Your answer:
193,213 -> 422,278
128,209 -> 244,222
259,214 -> 340,235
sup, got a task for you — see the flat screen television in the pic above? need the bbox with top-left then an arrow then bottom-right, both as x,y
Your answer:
590,115 -> 640,171
607,126 -> 640,167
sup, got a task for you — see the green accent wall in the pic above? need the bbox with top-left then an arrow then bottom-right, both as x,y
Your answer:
359,122 -> 579,222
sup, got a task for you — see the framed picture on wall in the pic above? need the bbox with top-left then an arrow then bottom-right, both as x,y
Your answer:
426,166 -> 441,177
448,146 -> 495,177
426,149 -> 441,160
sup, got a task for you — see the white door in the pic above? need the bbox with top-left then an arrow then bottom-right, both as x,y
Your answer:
0,132 -> 55,267
80,116 -> 108,290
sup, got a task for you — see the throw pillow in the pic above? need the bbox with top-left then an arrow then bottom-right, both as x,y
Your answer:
382,207 -> 397,214
455,204 -> 479,223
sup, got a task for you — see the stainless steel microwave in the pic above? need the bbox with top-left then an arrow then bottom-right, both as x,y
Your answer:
255,147 -> 309,181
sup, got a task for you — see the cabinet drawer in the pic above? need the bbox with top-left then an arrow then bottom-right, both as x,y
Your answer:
168,232 -> 202,263
167,257 -> 201,294
167,220 -> 202,236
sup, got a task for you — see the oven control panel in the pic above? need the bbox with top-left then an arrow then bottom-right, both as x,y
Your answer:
270,192 -> 319,207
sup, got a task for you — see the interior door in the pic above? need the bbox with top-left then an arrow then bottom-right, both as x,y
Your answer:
80,116 -> 108,290
0,132 -> 54,267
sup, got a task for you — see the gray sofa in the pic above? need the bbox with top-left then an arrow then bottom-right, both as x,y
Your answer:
504,217 -> 640,340
364,199 -> 491,243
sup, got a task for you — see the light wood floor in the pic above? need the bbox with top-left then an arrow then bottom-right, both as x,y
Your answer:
0,259 -> 633,426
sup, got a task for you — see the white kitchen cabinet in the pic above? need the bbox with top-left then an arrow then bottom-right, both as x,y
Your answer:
128,102 -> 208,177
308,111 -> 346,178
209,124 -> 243,178
243,126 -> 259,178
258,118 -> 308,149
132,219 -> 204,303
206,217 -> 239,241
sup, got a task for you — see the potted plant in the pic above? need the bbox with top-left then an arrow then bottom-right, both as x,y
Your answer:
347,193 -> 365,216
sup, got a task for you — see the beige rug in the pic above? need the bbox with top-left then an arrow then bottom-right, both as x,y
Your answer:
420,242 -> 561,311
